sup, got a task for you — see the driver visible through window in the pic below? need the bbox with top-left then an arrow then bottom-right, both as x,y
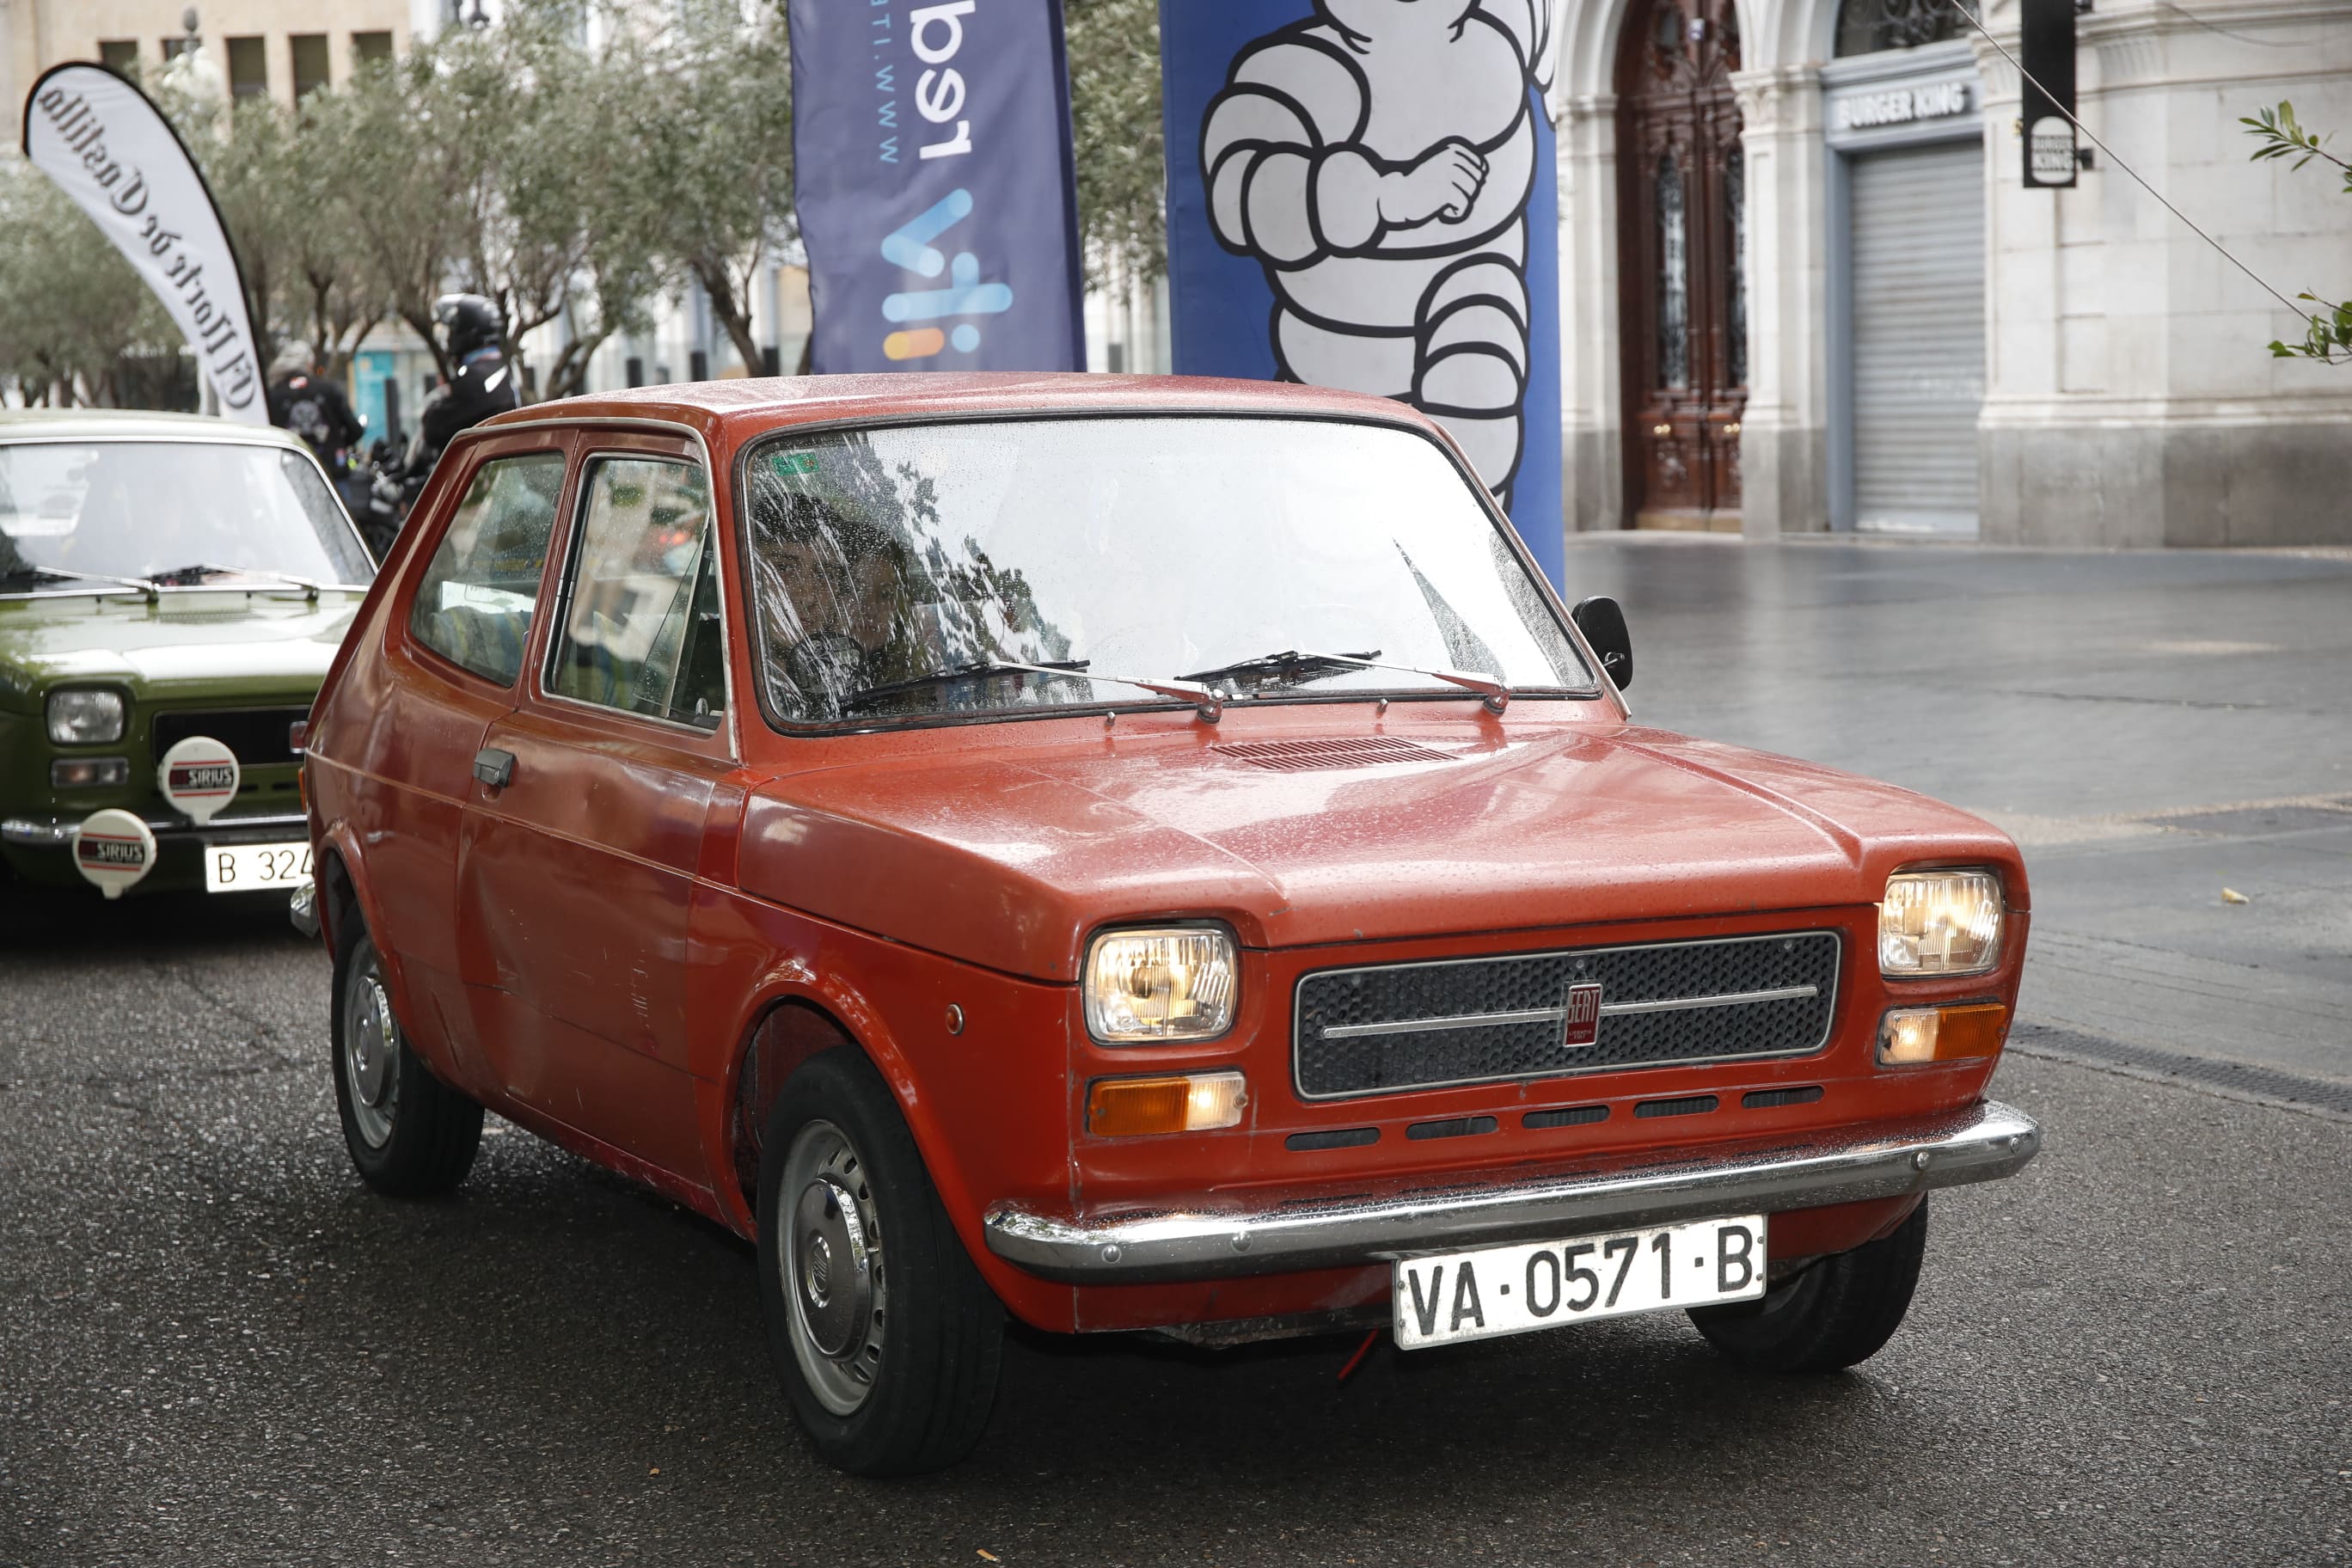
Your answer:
738,417 -> 1593,727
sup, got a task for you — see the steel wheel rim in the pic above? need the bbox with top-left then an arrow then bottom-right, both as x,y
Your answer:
781,1118 -> 887,1417
342,956 -> 399,1150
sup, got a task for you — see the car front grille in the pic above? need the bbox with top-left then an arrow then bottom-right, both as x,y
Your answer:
1293,930 -> 1843,1099
150,706 -> 309,766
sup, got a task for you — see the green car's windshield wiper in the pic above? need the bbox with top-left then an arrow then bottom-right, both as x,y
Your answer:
1,565 -> 162,602
154,562 -> 326,600
1182,646 -> 1516,712
842,658 -> 1226,721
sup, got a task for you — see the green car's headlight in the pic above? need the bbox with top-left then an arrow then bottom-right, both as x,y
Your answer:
1084,927 -> 1238,1043
46,688 -> 126,745
1878,869 -> 2004,977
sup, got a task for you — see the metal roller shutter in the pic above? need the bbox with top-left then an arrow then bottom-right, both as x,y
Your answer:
1850,139 -> 1985,535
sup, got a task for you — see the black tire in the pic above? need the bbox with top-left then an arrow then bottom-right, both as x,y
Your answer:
1687,1197 -> 1929,1373
331,928 -> 482,1197
757,1047 -> 1002,1476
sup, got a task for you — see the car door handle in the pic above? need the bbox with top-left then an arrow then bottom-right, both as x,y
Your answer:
473,748 -> 516,789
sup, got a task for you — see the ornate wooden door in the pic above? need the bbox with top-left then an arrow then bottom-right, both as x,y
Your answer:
1617,0 -> 1747,529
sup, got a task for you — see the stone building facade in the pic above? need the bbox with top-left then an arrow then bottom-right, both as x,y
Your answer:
1550,0 -> 2352,545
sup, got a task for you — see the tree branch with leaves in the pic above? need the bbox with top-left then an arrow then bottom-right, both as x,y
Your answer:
2242,101 -> 2351,364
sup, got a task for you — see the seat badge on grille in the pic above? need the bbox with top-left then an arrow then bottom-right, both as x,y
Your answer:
1561,982 -> 1604,1050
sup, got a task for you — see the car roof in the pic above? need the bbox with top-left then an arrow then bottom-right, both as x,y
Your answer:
476,373 -> 1434,448
0,407 -> 311,450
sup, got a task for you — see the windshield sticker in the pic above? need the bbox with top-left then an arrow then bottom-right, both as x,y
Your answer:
769,451 -> 820,479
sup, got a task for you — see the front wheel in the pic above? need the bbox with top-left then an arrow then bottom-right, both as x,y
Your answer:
1687,1196 -> 1929,1373
757,1048 -> 1002,1476
332,930 -> 482,1197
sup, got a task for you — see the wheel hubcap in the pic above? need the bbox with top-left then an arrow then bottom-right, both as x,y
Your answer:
342,959 -> 399,1149
793,1175 -> 873,1358
780,1121 -> 887,1416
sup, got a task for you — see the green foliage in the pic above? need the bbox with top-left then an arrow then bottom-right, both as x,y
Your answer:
2240,101 -> 2352,364
6,0 -> 1170,405
1065,0 -> 1167,290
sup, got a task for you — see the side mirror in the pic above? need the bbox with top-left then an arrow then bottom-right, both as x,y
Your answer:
1571,596 -> 1632,691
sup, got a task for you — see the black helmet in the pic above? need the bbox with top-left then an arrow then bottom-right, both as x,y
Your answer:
433,292 -> 501,358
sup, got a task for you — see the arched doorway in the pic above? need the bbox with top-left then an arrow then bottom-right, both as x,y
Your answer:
1616,0 -> 1746,530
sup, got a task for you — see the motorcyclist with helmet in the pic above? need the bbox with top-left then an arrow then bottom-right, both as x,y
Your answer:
416,292 -> 522,469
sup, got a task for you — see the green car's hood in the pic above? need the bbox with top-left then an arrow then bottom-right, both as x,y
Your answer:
0,590 -> 364,710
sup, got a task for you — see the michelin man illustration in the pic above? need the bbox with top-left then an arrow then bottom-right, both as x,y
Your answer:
1202,0 -> 1559,505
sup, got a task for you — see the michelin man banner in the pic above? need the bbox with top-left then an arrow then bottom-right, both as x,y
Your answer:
21,64 -> 266,423
1160,1 -> 1565,585
787,0 -> 1086,374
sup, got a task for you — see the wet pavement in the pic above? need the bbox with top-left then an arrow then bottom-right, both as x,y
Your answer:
1565,536 -> 2352,1082
4,538 -> 2349,1565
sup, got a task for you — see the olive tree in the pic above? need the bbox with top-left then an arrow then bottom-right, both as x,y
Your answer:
2243,101 -> 2352,364
1064,0 -> 1167,288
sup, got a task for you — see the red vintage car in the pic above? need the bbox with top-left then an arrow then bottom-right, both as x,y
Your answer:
297,376 -> 2038,1475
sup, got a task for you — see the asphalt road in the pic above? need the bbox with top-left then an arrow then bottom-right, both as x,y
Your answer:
4,540 -> 2349,1565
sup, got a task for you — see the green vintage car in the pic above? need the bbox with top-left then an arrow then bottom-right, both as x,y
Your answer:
0,410 -> 374,898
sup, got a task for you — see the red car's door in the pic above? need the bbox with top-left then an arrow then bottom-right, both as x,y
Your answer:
364,435 -> 573,1088
456,435 -> 735,1183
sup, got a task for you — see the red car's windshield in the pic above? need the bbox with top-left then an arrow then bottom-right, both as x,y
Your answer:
739,416 -> 1593,727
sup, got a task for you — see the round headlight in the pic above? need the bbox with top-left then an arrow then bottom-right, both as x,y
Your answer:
1083,927 -> 1238,1043
46,688 -> 127,745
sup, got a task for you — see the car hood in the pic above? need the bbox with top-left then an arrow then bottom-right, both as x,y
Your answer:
0,590 -> 363,709
738,721 -> 2027,982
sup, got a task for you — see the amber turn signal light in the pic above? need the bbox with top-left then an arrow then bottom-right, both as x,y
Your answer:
1878,1002 -> 2009,1066
1087,1071 -> 1247,1136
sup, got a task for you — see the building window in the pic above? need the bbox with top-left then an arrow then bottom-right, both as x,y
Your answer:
160,36 -> 199,61
226,35 -> 269,101
99,40 -> 140,74
1724,145 -> 1747,389
1835,0 -> 1973,55
352,31 -> 393,68
291,34 -> 330,98
1656,152 -> 1689,389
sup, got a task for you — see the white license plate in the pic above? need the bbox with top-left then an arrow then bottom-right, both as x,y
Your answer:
1393,1215 -> 1767,1350
204,840 -> 313,893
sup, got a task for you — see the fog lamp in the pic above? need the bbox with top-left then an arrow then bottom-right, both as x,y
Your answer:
1087,1071 -> 1248,1137
1879,869 -> 2004,977
1879,1003 -> 2009,1066
1084,927 -> 1237,1042
51,756 -> 130,789
46,688 -> 126,744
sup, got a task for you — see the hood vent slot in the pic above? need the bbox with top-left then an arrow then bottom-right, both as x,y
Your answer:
1212,737 -> 1455,772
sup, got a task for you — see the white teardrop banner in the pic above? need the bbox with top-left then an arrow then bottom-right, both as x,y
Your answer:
20,63 -> 266,422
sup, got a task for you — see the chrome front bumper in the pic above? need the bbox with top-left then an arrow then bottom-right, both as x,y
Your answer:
0,810 -> 309,847
983,1099 -> 2041,1284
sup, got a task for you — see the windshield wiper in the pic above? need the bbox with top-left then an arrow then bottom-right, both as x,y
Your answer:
1,565 -> 161,602
843,658 -> 1093,709
1179,648 -> 1382,688
842,658 -> 1225,722
156,562 -> 325,601
1183,647 -> 1513,713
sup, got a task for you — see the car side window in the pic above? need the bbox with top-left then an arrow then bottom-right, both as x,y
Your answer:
409,453 -> 566,687
548,457 -> 726,732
